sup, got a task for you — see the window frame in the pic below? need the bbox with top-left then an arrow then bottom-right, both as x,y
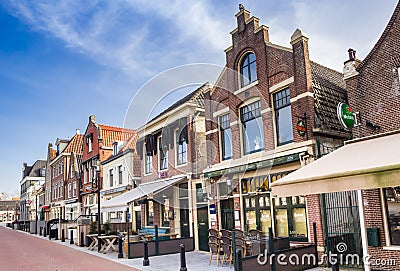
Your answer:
158,137 -> 168,171
240,52 -> 257,87
383,187 -> 400,246
219,114 -> 233,160
273,87 -> 294,146
109,169 -> 114,187
144,144 -> 153,175
118,165 -> 123,185
176,129 -> 187,166
240,100 -> 264,155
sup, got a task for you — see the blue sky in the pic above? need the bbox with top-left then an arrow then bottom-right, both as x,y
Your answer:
0,0 -> 397,196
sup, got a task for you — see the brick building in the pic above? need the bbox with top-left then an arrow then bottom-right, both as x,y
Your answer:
273,2 -> 400,270
63,132 -> 84,221
80,115 -> 135,221
203,5 -> 349,255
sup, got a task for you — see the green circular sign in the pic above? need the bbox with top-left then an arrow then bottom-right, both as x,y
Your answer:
337,102 -> 355,129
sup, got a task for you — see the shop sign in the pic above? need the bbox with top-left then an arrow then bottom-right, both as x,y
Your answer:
296,120 -> 307,136
337,102 -> 355,129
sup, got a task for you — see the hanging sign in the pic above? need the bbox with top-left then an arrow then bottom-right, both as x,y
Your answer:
337,102 -> 355,129
296,120 -> 307,136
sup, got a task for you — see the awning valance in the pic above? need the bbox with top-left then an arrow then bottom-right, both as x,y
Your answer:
271,131 -> 400,197
93,174 -> 187,212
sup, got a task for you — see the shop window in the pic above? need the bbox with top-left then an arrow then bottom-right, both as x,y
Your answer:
219,114 -> 232,160
240,52 -> 257,87
274,195 -> 307,241
273,88 -> 294,146
385,187 -> 400,245
146,200 -> 154,226
240,100 -> 264,154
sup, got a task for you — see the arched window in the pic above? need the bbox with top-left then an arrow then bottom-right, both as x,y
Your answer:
240,53 -> 257,87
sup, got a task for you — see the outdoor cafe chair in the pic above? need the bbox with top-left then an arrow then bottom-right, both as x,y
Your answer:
208,236 -> 220,266
220,229 -> 231,237
220,237 -> 233,267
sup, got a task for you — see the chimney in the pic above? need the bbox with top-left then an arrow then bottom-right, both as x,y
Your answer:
76,129 -> 80,135
343,48 -> 359,80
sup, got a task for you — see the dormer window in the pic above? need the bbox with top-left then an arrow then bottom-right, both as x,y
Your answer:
240,52 -> 257,87
113,142 -> 118,156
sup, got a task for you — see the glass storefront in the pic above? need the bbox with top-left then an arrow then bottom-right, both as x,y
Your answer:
274,196 -> 307,241
385,187 -> 400,245
242,172 -> 307,241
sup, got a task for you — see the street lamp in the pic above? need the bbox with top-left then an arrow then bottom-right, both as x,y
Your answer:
92,160 -> 101,252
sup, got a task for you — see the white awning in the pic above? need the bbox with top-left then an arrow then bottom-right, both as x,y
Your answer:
271,131 -> 400,197
94,174 -> 187,212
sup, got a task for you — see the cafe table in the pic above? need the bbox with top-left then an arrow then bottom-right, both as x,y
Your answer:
98,235 -> 118,254
86,234 -> 99,251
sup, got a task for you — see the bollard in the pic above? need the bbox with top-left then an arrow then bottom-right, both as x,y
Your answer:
235,249 -> 243,271
49,228 -> 51,240
143,241 -> 150,266
80,232 -> 84,247
61,229 -> 65,242
43,227 -> 47,238
39,227 -> 42,236
70,230 -> 74,245
118,235 -> 123,258
180,244 -> 187,271
331,255 -> 340,271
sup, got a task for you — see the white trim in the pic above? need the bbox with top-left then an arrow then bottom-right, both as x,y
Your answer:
212,107 -> 229,118
230,121 -> 239,127
290,92 -> 314,103
381,188 -> 391,247
382,246 -> 400,251
357,190 -> 370,271
206,129 -> 218,135
269,77 -> 294,93
234,80 -> 259,96
261,108 -> 271,114
266,42 -> 292,52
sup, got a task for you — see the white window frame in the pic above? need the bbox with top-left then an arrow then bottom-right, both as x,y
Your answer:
175,129 -> 187,166
158,136 -> 168,171
144,144 -> 153,175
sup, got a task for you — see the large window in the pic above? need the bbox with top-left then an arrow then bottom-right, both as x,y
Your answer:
219,114 -> 232,160
242,176 -> 271,232
273,88 -> 294,146
240,52 -> 257,87
274,195 -> 307,241
144,144 -> 152,174
109,169 -> 114,187
159,137 -> 168,170
176,130 -> 187,165
385,187 -> 400,245
240,100 -> 264,154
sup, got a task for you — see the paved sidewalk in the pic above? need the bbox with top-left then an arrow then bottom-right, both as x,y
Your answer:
6,225 -> 230,271
2,225 -> 359,271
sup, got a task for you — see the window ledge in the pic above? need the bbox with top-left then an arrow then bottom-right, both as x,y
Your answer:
234,80 -> 259,96
383,246 -> 400,251
176,163 -> 188,168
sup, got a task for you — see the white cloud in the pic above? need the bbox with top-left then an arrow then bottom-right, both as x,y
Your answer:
2,0 -> 231,77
